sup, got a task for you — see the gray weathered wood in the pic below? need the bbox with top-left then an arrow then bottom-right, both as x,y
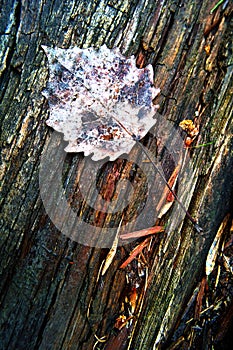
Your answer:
0,1 -> 232,349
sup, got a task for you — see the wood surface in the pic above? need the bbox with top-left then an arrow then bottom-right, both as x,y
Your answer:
0,1 -> 232,349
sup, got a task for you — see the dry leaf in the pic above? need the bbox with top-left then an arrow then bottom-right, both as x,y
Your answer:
101,232 -> 119,276
42,45 -> 160,161
156,163 -> 181,218
120,226 -> 164,240
101,217 -> 123,276
179,119 -> 199,147
206,214 -> 230,276
195,276 -> 207,319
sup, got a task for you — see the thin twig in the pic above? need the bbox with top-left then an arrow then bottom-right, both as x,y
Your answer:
120,238 -> 150,269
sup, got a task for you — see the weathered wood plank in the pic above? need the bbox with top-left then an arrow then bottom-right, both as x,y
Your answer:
0,0 -> 232,349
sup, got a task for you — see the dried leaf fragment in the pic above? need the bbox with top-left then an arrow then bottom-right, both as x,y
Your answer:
206,214 -> 230,276
179,119 -> 199,147
101,218 -> 123,276
114,315 -> 133,330
120,238 -> 149,269
120,226 -> 164,240
42,45 -> 160,160
195,276 -> 207,319
156,163 -> 181,218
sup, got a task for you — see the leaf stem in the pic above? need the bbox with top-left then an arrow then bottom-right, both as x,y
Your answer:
210,0 -> 225,14
135,140 -> 203,233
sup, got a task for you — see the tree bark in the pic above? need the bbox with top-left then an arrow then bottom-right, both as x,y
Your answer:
0,1 -> 232,349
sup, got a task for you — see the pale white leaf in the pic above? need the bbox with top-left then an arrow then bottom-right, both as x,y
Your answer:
42,45 -> 160,161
